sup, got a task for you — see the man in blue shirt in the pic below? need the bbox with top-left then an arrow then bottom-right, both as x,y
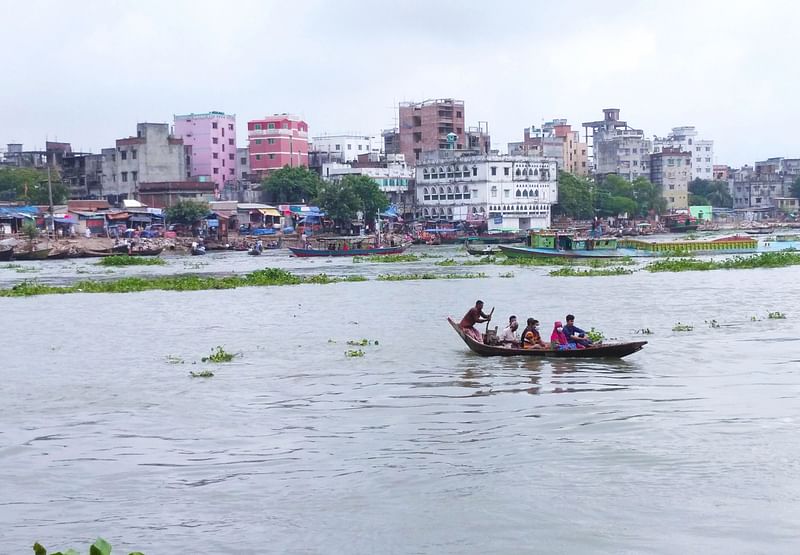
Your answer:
563,314 -> 593,347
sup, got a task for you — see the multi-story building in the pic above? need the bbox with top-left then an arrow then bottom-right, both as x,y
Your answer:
650,147 -> 691,210
713,165 -> 730,181
653,126 -> 714,181
396,98 -> 490,164
730,158 -> 800,212
582,108 -> 651,181
508,119 -> 589,176
235,147 -> 250,181
415,154 -> 557,230
100,123 -> 189,202
173,111 -> 236,192
311,134 -> 381,163
247,114 -> 309,177
322,154 -> 415,218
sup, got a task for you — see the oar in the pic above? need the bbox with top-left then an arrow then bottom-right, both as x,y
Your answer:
484,307 -> 495,339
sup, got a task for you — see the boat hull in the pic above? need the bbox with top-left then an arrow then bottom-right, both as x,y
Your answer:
0,248 -> 13,261
448,318 -> 646,358
498,245 -> 636,259
288,244 -> 409,257
13,247 -> 52,260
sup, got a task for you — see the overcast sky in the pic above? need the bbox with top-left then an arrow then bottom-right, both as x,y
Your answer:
2,0 -> 797,167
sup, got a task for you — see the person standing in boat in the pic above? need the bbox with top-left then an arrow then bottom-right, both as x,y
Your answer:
459,300 -> 492,342
521,318 -> 546,349
563,314 -> 593,347
499,315 -> 520,346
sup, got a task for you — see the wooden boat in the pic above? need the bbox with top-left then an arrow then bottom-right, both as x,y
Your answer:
247,246 -> 262,255
0,248 -> 13,261
82,249 -> 115,258
13,247 -> 52,260
464,233 -> 525,245
289,243 -> 410,257
190,246 -> 207,256
663,214 -> 699,233
448,318 -> 646,358
465,243 -> 501,256
112,244 -> 165,256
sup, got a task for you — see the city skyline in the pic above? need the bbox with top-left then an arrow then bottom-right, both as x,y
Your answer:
2,0 -> 797,167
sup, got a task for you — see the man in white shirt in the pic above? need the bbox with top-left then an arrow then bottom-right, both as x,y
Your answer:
499,315 -> 519,347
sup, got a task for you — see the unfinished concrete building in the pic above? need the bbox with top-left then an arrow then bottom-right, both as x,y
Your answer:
582,108 -> 651,181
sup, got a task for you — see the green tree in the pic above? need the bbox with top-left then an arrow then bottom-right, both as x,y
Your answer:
315,181 -> 361,230
689,178 -> 732,208
260,165 -> 323,204
164,200 -> 209,224
555,172 -> 594,219
792,177 -> 800,199
0,167 -> 68,204
631,176 -> 666,216
341,174 -> 389,228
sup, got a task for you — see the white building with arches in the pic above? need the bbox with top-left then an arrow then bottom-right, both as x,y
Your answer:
415,155 -> 558,230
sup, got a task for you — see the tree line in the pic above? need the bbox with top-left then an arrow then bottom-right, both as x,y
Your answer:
556,172 -> 743,219
0,167 -> 68,205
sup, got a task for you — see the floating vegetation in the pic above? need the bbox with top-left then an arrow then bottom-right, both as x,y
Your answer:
586,327 -> 605,342
376,272 -> 487,281
672,323 -> 694,332
768,311 -> 787,319
497,256 -> 636,268
33,537 -> 143,555
190,370 -> 214,378
1,263 -> 23,269
201,346 -> 237,363
634,328 -> 654,335
98,255 -> 166,266
705,319 -> 721,328
345,349 -> 365,357
346,339 -> 379,346
434,258 -> 458,267
0,268 -> 368,297
498,271 -> 515,278
165,355 -> 184,364
15,267 -> 39,273
647,252 -> 800,273
352,254 -> 420,263
548,267 -> 633,277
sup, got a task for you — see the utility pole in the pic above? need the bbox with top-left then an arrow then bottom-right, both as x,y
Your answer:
47,151 -> 55,240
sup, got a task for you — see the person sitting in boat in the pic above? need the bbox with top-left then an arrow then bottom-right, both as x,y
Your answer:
550,321 -> 577,350
459,300 -> 492,342
499,315 -> 519,346
563,314 -> 593,347
521,318 -> 546,349
255,240 -> 263,253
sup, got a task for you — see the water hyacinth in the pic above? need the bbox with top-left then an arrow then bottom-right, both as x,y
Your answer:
98,255 -> 166,266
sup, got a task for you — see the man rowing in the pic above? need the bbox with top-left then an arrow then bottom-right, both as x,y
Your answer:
459,300 -> 492,342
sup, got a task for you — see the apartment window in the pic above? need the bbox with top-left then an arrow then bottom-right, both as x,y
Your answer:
632,148 -> 638,154
491,186 -> 497,198
358,145 -> 363,151
228,124 -> 233,131
705,157 -> 711,162
255,154 -> 261,161
633,160 -> 638,166
269,154 -> 275,160
335,144 -> 341,150
121,171 -> 128,182
120,150 -> 127,160
706,168 -> 711,173
282,123 -> 289,129
213,152 -> 219,159
131,171 -> 137,182
255,139 -> 262,145
131,149 -> 137,160
696,157 -> 702,162
267,123 -> 275,129
229,153 -> 234,160
212,122 -> 218,129
504,189 -> 510,198
240,157 -> 246,164
213,137 -> 219,144
347,144 -> 352,150
222,159 -> 225,167
472,167 -> 478,176
504,167 -> 510,176
228,139 -> 234,145
255,123 -> 262,130
221,128 -> 225,137
456,111 -> 462,118
268,138 -> 276,145
242,171 -> 247,178
696,147 -> 701,152
213,168 -> 219,174
705,146 -> 711,151
491,166 -> 497,176
669,184 -> 675,190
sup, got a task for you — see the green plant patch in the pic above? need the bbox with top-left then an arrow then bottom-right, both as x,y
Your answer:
98,255 -> 165,266
647,252 -> 800,273
190,370 -> 215,378
353,254 -> 420,263
768,311 -> 787,319
376,272 -> 487,281
345,349 -> 365,357
548,267 -> 633,277
672,323 -> 694,332
201,346 -> 237,363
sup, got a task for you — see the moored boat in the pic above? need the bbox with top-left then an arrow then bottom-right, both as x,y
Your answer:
448,318 -> 646,358
289,235 -> 410,257
465,243 -> 501,256
0,248 -> 13,261
13,247 -> 52,260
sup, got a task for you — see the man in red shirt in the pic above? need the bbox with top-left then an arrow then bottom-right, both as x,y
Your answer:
459,300 -> 492,342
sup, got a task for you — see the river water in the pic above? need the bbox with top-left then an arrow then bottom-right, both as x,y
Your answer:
2,247 -> 800,554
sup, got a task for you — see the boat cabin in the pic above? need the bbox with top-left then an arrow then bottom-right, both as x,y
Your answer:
530,231 -> 617,251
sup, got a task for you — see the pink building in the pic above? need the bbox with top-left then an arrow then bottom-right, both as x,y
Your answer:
247,114 -> 309,176
173,111 -> 237,191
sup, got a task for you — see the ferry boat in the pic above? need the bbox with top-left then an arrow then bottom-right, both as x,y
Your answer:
288,236 -> 410,257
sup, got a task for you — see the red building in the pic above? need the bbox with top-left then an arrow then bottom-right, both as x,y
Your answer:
247,114 -> 309,177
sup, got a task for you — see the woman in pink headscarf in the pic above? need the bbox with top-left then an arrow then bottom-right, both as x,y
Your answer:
551,321 -> 577,350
